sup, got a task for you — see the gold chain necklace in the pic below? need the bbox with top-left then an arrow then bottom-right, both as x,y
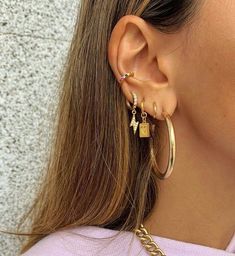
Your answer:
134,223 -> 166,256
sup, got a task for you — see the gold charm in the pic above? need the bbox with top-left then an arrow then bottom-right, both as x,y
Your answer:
129,92 -> 139,134
139,99 -> 150,138
130,113 -> 139,134
139,122 -> 150,137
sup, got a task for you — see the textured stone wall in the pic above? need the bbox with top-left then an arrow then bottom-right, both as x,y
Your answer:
0,1 -> 77,255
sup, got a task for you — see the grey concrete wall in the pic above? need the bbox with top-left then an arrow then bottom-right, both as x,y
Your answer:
0,1 -> 78,255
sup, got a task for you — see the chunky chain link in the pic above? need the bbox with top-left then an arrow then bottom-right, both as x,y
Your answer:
134,224 -> 166,256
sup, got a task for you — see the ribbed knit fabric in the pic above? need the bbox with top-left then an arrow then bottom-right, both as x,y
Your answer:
21,225 -> 235,256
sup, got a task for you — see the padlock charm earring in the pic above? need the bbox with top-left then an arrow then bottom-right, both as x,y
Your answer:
139,98 -> 150,138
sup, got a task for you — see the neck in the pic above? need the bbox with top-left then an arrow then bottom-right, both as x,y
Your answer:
143,112 -> 235,250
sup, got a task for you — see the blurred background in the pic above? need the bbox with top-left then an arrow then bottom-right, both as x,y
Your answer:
0,1 -> 78,255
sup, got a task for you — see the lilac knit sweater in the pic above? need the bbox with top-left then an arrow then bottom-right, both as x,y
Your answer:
21,225 -> 235,256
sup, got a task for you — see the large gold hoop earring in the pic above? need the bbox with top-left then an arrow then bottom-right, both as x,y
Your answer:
150,110 -> 176,179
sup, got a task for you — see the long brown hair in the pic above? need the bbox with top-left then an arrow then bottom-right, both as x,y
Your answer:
4,0 -> 198,253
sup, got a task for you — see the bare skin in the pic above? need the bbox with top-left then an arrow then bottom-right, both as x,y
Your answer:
108,0 -> 235,250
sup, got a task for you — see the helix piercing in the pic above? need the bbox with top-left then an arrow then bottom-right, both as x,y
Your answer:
119,71 -> 134,84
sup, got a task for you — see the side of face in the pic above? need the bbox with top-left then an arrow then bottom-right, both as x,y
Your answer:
175,0 -> 235,159
108,0 -> 235,160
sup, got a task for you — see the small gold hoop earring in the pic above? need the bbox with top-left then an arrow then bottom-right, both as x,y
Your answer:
153,102 -> 158,119
150,102 -> 158,135
120,71 -> 135,109
150,111 -> 176,179
129,92 -> 139,135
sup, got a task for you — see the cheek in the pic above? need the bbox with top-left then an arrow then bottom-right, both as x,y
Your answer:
195,0 -> 235,95
174,0 -> 235,159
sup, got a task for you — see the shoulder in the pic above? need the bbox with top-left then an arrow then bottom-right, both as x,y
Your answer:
20,228 -> 76,256
20,226 -> 139,256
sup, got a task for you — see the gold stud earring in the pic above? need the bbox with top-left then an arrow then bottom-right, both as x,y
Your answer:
129,92 -> 139,135
139,98 -> 150,138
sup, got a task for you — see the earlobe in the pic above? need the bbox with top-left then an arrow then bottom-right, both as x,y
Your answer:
108,15 -> 178,121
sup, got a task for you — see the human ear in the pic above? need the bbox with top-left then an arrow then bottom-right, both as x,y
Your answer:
108,14 -> 177,121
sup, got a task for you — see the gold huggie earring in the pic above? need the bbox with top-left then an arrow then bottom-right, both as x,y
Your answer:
153,102 -> 157,119
150,106 -> 176,179
139,98 -> 150,138
119,71 -> 134,84
150,102 -> 158,135
129,92 -> 139,135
